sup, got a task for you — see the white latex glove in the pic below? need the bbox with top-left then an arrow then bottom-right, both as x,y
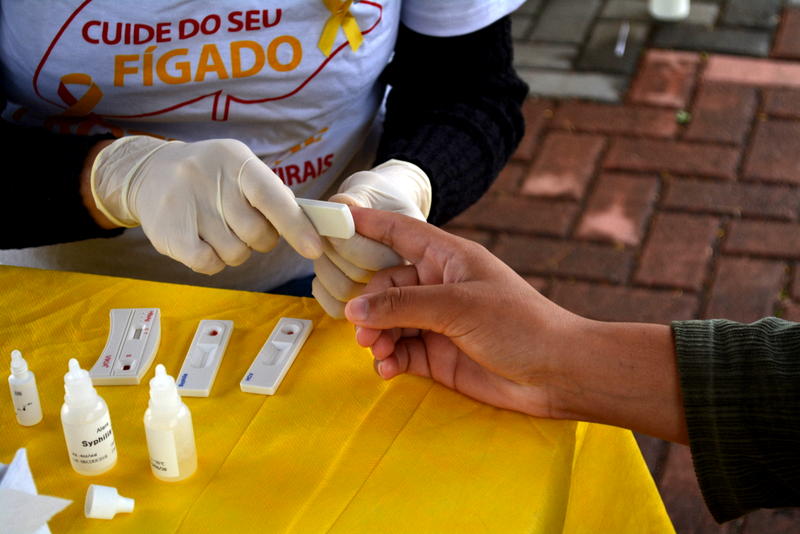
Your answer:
91,136 -> 323,274
312,159 -> 431,318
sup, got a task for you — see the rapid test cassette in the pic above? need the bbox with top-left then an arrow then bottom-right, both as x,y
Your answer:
90,308 -> 161,385
175,319 -> 233,397
296,198 -> 355,239
240,318 -> 312,395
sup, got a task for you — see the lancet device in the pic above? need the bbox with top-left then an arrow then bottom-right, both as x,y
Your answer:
296,198 -> 355,239
240,318 -> 312,395
175,319 -> 233,397
90,308 -> 161,385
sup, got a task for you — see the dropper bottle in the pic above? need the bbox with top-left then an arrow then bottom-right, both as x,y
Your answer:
144,364 -> 197,481
8,350 -> 43,426
61,358 -> 117,475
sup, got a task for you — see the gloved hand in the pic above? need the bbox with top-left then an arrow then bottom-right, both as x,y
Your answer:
312,159 -> 431,318
91,136 -> 323,274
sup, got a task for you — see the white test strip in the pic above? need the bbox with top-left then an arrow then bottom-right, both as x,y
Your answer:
90,308 -> 161,386
175,319 -> 233,397
296,198 -> 355,239
240,318 -> 313,395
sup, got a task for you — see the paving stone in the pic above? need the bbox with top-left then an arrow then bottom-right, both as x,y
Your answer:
628,50 -> 701,108
740,508 -> 800,533
684,84 -> 757,144
705,257 -> 785,321
575,173 -> 659,246
552,101 -> 679,138
512,99 -> 554,161
659,444 -> 744,534
704,55 -> 800,89
489,161 -> 527,193
663,179 -> 800,219
577,20 -> 649,75
513,42 -> 579,70
635,213 -> 719,291
549,281 -> 698,323
634,433 -> 670,480
521,132 -> 606,199
604,138 -> 740,180
511,13 -> 535,40
441,227 -> 493,248
794,267 -> 800,301
721,0 -> 782,29
530,0 -> 602,44
449,195 -> 578,237
651,25 -> 771,57
744,120 -> 800,184
602,0 -> 719,25
773,8 -> 800,59
723,220 -> 800,259
493,235 -> 634,283
517,69 -> 626,102
763,88 -> 800,119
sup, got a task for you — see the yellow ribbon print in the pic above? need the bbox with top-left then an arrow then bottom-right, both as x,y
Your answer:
57,73 -> 103,117
319,0 -> 363,56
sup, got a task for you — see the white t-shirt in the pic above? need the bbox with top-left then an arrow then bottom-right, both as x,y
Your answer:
0,0 -> 523,291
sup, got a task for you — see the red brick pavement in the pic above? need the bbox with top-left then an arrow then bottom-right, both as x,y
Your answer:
445,17 -> 800,533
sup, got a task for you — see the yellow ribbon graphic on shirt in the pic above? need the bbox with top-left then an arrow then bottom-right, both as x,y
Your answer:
58,73 -> 103,117
319,0 -> 363,56
46,72 -> 123,136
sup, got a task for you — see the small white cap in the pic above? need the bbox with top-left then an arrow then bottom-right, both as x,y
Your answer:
84,484 -> 135,519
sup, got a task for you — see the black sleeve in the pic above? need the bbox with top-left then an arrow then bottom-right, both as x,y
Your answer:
375,16 -> 528,226
0,90 -> 121,249
671,318 -> 800,523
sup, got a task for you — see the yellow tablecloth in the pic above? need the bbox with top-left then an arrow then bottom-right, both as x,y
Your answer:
0,265 -> 674,533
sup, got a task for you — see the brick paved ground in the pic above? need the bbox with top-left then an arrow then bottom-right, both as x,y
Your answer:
511,0 -> 800,101
445,3 -> 800,532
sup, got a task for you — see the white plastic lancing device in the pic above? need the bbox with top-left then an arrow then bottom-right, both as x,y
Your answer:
296,198 -> 355,239
90,308 -> 161,386
240,318 -> 312,395
175,319 -> 233,397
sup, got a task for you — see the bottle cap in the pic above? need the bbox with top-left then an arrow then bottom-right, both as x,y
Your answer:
148,364 -> 180,411
10,350 -> 28,376
84,484 -> 135,520
64,358 -> 97,404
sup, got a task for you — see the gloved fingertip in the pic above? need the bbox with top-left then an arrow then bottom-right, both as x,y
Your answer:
299,235 -> 325,259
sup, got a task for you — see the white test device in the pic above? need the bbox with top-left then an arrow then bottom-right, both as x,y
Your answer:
240,318 -> 313,395
296,198 -> 355,239
90,308 -> 161,385
175,319 -> 233,397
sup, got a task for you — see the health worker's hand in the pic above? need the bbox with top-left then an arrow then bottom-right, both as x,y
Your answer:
312,159 -> 431,318
90,136 -> 323,274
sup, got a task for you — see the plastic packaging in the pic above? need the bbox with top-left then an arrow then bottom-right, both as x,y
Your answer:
84,484 -> 134,519
8,350 -> 43,426
60,359 -> 117,475
144,364 -> 197,481
649,0 -> 690,21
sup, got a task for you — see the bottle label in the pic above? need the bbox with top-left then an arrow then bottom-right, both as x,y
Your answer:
146,427 -> 179,477
10,380 -> 42,425
62,413 -> 117,472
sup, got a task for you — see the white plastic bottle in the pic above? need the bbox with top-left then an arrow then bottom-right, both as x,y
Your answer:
8,350 -> 43,426
60,358 -> 117,475
144,365 -> 197,481
649,0 -> 691,21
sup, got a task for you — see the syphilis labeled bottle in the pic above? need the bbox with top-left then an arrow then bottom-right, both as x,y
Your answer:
60,358 -> 117,475
144,364 -> 197,481
8,350 -> 43,426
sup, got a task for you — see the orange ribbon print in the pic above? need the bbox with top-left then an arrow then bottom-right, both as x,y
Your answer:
46,73 -> 123,136
319,0 -> 363,56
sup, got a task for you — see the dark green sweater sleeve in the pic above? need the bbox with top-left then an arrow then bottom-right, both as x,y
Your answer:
671,318 -> 800,523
